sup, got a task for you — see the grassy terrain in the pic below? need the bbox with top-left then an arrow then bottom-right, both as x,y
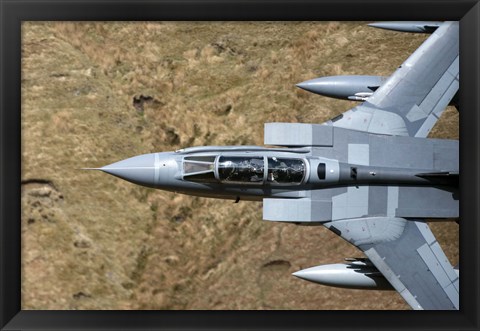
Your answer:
21,22 -> 458,310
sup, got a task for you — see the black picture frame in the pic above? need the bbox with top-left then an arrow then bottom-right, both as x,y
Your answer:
1,0 -> 479,330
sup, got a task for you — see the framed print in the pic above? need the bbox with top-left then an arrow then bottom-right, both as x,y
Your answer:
1,0 -> 479,330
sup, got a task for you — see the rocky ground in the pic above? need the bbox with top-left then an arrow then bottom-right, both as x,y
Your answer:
21,22 -> 458,310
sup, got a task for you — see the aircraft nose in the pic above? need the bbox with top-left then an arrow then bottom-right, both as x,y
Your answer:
100,153 -> 158,187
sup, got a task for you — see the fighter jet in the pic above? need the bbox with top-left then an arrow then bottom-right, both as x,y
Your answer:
88,21 -> 459,310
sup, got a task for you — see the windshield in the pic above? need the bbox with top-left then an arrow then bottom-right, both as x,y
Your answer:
183,156 -> 217,183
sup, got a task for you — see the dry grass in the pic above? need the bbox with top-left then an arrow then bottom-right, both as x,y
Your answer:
21,22 -> 457,310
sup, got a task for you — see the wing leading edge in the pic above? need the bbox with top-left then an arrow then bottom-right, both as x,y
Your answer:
327,21 -> 459,138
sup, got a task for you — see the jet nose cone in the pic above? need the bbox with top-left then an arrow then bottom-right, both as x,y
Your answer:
100,153 -> 158,188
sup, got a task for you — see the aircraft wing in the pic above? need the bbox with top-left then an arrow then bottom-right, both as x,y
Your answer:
326,21 -> 459,138
322,217 -> 459,310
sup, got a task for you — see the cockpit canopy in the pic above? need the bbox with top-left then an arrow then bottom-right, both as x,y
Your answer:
266,157 -> 305,184
218,156 -> 264,183
182,156 -> 217,183
183,155 -> 306,185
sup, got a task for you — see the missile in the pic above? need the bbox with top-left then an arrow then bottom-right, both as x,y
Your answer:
297,75 -> 458,108
292,262 -> 394,290
368,21 -> 443,34
296,75 -> 386,101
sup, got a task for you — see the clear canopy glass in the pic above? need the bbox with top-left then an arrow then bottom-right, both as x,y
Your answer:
217,156 -> 265,184
184,155 -> 306,185
266,157 -> 305,184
